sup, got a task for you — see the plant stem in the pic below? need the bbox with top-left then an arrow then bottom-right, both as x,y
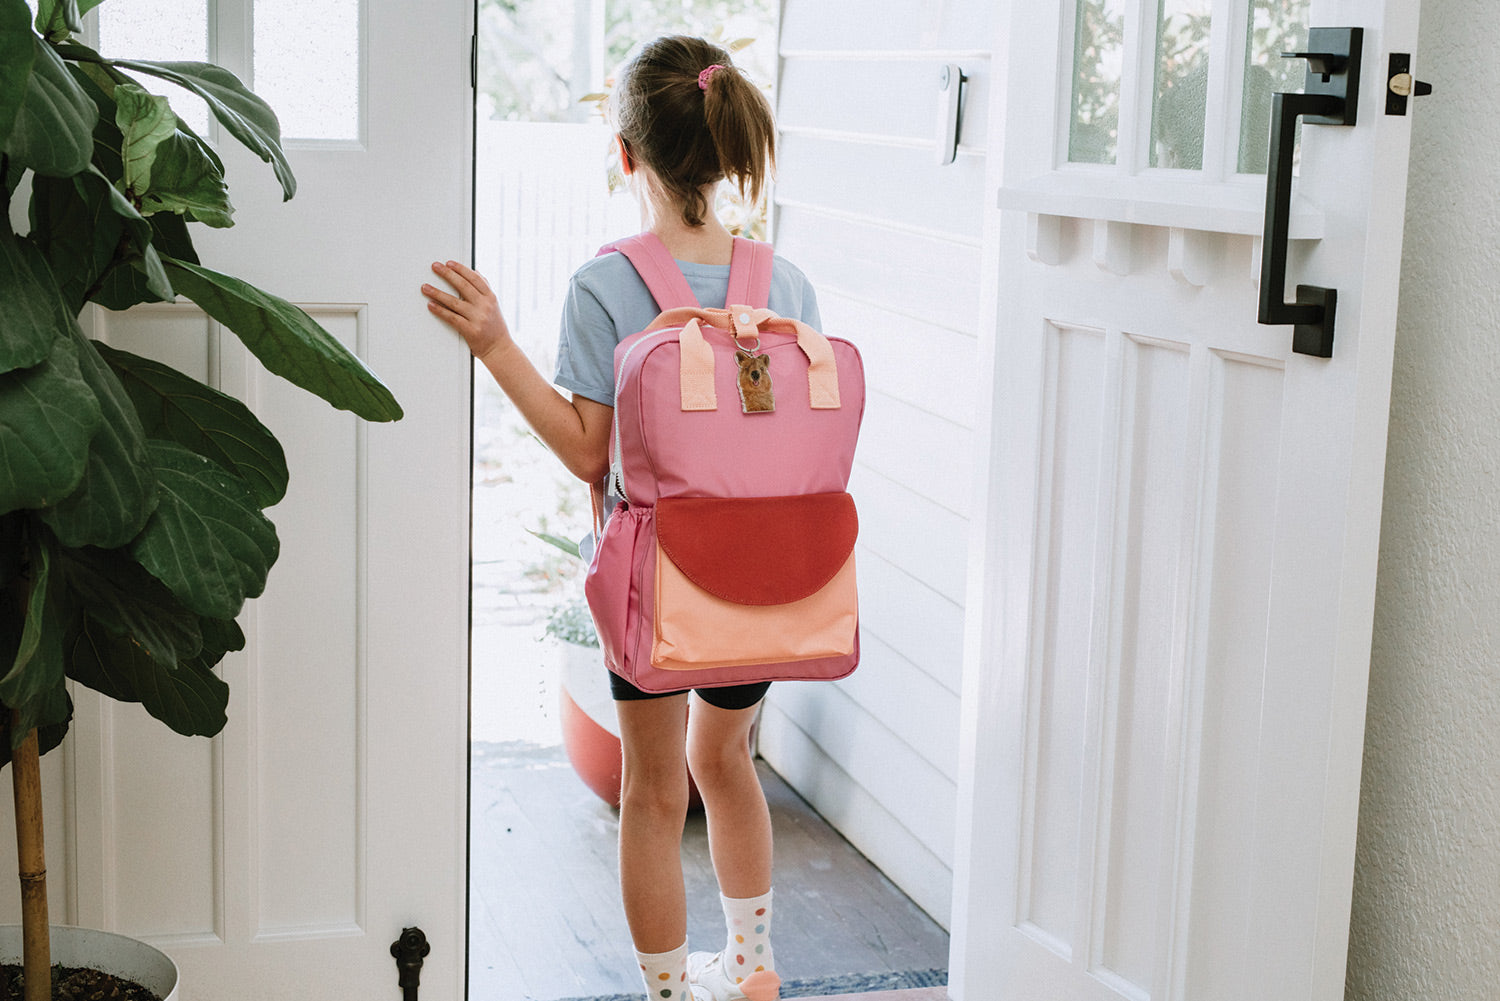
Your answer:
10,715 -> 48,1001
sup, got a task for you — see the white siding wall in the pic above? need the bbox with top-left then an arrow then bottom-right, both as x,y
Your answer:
760,1 -> 994,928
1347,1 -> 1500,996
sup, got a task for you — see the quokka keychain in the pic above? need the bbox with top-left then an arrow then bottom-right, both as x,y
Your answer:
736,349 -> 775,413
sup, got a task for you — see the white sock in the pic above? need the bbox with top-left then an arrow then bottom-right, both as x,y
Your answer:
720,889 -> 774,985
636,941 -> 694,1000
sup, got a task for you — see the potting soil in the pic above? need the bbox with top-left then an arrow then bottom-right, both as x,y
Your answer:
0,964 -> 160,1001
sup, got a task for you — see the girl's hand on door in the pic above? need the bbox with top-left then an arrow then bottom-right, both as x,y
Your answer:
422,261 -> 512,360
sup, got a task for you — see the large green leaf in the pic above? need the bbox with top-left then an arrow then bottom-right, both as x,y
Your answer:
0,328 -> 101,514
36,329 -> 158,548
1,537 -> 74,746
28,169 -> 120,311
89,161 -> 176,300
91,57 -> 294,201
0,511 -> 20,589
97,341 -> 288,507
60,58 -> 227,239
55,544 -> 200,664
2,153 -> 22,196
61,49 -> 228,197
3,34 -> 95,176
32,164 -> 176,310
65,57 -> 122,176
68,613 -> 228,737
90,254 -> 166,312
0,692 -> 71,765
167,111 -> 224,182
32,0 -> 79,43
137,130 -> 233,228
0,0 -> 35,149
130,243 -> 174,303
0,220 -> 71,373
147,209 -> 199,265
129,440 -> 279,620
115,81 -> 176,197
195,614 -> 244,662
164,259 -> 404,421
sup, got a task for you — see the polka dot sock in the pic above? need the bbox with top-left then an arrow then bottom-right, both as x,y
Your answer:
635,941 -> 697,1001
720,889 -> 774,986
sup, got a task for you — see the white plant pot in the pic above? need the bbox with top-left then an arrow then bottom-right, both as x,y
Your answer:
0,925 -> 179,1000
560,639 -> 616,738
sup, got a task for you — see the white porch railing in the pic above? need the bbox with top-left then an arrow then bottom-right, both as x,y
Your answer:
475,120 -> 639,367
470,120 -> 638,747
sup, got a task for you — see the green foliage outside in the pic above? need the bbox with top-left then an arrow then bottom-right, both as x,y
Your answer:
0,0 -> 402,762
1069,0 -> 1307,173
1240,0 -> 1310,173
477,0 -> 776,122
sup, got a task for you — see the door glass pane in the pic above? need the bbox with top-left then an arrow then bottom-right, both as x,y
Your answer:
97,0 -> 211,134
1150,0 -> 1211,169
1069,0 -> 1126,165
1238,0 -> 1310,173
254,0 -> 361,141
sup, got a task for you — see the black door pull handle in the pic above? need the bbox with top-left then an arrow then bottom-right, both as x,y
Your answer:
1258,27 -> 1363,358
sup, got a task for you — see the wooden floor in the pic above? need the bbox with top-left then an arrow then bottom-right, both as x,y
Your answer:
469,743 -> 950,1000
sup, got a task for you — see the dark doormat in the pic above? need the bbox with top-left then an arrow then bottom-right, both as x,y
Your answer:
554,967 -> 948,1000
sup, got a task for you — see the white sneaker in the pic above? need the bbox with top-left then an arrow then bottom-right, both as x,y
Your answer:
687,951 -> 780,1001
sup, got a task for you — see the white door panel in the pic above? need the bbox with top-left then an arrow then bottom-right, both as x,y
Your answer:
0,2 -> 472,997
954,0 -> 1421,998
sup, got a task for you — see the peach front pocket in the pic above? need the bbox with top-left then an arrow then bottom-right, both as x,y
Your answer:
650,493 -> 859,671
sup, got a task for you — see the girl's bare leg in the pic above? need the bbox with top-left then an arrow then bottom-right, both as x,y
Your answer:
686,696 -> 771,899
616,694 -> 693,954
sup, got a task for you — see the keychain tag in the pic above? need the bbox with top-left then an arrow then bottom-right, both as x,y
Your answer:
735,349 -> 775,413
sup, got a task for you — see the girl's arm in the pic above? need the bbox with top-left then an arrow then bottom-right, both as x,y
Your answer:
422,260 -> 612,483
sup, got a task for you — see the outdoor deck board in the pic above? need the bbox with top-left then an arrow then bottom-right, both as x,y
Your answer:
469,746 -> 949,1000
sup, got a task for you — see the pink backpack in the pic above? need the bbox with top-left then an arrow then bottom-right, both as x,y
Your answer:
583,233 -> 865,692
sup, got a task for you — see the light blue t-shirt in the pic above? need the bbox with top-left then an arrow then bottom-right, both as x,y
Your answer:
553,249 -> 822,407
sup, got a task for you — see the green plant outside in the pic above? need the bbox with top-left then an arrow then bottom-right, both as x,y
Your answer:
0,0 -> 402,760
527,527 -> 598,648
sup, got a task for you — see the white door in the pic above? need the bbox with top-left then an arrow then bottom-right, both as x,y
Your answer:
952,0 -> 1422,998
0,1 -> 471,997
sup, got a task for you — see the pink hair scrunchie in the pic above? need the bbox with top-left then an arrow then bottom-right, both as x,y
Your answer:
697,64 -> 725,91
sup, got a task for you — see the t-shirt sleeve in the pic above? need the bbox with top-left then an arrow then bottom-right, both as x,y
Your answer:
799,277 -> 822,330
771,254 -> 822,331
553,275 -> 618,407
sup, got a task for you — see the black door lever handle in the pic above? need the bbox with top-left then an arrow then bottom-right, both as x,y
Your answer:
1258,27 -> 1363,358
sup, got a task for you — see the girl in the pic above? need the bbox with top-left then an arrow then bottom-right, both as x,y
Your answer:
420,35 -> 819,1001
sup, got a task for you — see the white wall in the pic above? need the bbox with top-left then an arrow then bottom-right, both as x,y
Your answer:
760,0 -> 994,928
1347,1 -> 1500,997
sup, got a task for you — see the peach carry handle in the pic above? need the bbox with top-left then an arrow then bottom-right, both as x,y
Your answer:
655,307 -> 843,412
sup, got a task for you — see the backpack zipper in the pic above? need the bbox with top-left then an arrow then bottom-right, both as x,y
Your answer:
609,329 -> 673,503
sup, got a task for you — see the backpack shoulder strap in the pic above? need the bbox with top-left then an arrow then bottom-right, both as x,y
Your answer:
596,233 -> 700,311
724,237 -> 773,310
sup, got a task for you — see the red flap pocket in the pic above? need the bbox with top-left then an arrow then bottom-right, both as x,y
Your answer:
655,492 -> 857,606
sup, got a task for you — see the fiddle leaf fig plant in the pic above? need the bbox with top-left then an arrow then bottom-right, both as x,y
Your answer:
1,0 -> 400,992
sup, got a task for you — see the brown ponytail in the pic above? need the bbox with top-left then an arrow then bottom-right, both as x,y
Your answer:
612,36 -> 776,228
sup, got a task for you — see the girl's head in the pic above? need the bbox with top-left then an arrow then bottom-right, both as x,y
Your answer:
611,35 -> 776,228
